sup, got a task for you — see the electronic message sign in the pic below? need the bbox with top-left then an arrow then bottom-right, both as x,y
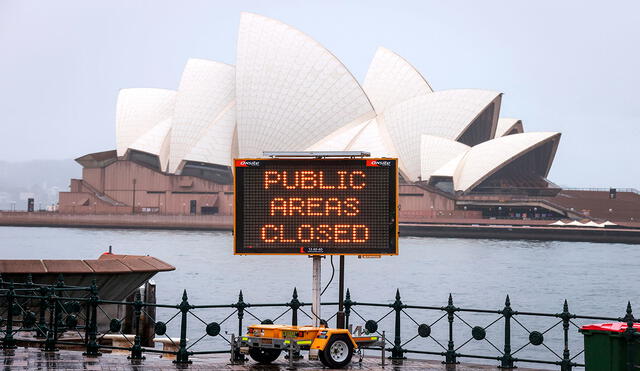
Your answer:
234,158 -> 398,255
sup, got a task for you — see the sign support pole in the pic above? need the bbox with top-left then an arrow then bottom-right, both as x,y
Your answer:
312,255 -> 321,327
337,255 -> 345,328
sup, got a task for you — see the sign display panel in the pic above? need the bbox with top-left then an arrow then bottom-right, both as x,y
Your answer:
234,158 -> 398,255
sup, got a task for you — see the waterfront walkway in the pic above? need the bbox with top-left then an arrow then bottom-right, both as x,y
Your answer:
3,211 -> 640,244
0,347 -> 544,370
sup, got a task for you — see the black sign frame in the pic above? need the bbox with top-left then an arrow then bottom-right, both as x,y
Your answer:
233,158 -> 398,255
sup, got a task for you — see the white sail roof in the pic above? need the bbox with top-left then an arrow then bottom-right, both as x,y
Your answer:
108,12 -> 563,190
306,120 -> 370,151
346,118 -> 397,158
453,132 -> 561,192
363,47 -> 433,112
169,59 -> 235,173
181,105 -> 236,167
431,152 -> 466,179
127,119 -> 172,171
115,88 -> 176,157
235,12 -> 375,157
495,118 -> 524,137
420,135 -> 470,181
382,89 -> 501,181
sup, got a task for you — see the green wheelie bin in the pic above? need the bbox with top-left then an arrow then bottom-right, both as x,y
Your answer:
579,322 -> 640,370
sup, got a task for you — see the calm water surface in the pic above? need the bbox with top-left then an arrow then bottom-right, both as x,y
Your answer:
0,226 -> 637,367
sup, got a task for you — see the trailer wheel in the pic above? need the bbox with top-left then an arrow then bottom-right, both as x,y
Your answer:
319,335 -> 353,368
248,347 -> 281,364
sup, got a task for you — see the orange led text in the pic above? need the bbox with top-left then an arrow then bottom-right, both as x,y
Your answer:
263,170 -> 366,190
260,224 -> 369,243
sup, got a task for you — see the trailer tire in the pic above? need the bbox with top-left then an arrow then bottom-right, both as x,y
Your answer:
319,335 -> 353,368
248,347 -> 281,364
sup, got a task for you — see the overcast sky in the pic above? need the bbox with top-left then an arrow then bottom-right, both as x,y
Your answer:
0,0 -> 638,188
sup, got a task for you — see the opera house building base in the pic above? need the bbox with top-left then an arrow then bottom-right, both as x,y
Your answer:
55,148 -> 639,225
45,12 -> 639,238
58,150 -> 233,216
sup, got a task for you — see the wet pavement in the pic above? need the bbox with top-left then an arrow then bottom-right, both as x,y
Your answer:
0,347 -> 545,370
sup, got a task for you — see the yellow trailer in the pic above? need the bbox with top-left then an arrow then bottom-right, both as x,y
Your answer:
238,324 -> 378,368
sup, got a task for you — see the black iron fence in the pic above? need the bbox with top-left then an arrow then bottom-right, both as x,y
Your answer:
1,274 -> 639,369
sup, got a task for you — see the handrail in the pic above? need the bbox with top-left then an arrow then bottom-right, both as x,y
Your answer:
79,180 -> 126,206
2,275 -> 639,368
562,187 -> 640,195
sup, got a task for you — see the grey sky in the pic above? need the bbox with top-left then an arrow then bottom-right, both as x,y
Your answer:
1,0 -> 638,188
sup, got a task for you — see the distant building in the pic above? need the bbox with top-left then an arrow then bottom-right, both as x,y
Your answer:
59,13 -> 639,222
19,192 -> 36,201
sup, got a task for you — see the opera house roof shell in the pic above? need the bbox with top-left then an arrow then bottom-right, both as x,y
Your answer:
112,12 -> 561,194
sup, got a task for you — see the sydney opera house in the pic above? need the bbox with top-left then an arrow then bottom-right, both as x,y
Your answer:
58,13 -> 637,223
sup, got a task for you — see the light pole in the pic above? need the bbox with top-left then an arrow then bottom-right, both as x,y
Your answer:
132,178 -> 137,214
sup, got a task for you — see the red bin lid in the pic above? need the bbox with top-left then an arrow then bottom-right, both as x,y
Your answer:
580,322 -> 640,333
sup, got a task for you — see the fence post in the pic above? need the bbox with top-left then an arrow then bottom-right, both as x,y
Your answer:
290,288 -> 300,326
623,302 -> 636,371
560,299 -> 573,371
129,290 -> 144,360
83,280 -> 100,356
36,286 -> 48,338
236,290 -> 246,336
232,290 -> 247,363
2,281 -> 17,349
391,289 -> 404,361
54,274 -> 64,331
43,285 -> 57,352
344,289 -> 352,330
381,331 -> 386,366
174,290 -> 191,364
500,295 -> 514,368
445,293 -> 457,364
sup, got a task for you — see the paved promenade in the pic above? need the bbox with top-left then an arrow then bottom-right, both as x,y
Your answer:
0,347 -> 544,370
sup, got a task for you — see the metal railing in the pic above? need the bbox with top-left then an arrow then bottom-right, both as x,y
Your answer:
562,187 -> 640,195
1,275 -> 639,370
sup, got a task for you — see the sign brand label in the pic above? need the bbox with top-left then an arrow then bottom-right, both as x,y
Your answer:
235,160 -> 261,167
366,160 -> 392,167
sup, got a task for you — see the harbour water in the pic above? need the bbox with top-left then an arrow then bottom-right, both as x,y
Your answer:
1,226 -> 638,367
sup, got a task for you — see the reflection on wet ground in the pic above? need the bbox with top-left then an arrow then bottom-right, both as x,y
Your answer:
0,347 -> 543,370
